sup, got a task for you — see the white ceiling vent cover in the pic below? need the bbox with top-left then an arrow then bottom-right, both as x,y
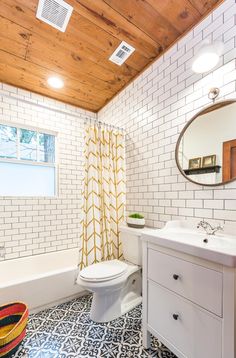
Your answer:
36,0 -> 73,32
109,41 -> 135,66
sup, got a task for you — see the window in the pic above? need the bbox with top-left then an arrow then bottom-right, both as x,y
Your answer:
0,124 -> 57,196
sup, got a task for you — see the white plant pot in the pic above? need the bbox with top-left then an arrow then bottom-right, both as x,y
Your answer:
126,217 -> 145,228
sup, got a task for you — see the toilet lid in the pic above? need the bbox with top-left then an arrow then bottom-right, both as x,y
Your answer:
79,259 -> 128,282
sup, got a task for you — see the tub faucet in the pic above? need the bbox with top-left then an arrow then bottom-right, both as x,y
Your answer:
0,246 -> 5,258
197,220 -> 224,236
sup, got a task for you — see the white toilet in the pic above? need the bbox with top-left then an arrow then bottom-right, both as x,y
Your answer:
77,225 -> 143,322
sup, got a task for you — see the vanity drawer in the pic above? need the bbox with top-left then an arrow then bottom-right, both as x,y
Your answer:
148,249 -> 223,316
148,281 -> 222,358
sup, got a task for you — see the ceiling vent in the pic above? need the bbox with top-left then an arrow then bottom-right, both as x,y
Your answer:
36,0 -> 73,32
109,41 -> 135,66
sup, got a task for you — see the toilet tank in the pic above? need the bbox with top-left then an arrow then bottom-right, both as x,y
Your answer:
119,225 -> 143,265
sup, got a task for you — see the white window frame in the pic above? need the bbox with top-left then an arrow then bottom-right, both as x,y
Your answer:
0,121 -> 58,197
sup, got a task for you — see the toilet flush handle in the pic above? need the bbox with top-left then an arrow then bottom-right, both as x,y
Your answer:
173,274 -> 179,280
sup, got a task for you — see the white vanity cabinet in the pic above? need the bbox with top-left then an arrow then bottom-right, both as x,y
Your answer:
142,237 -> 236,358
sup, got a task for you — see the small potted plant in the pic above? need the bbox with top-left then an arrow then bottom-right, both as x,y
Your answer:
127,213 -> 145,228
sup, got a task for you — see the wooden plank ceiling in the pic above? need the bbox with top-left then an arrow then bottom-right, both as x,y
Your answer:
0,0 -> 223,112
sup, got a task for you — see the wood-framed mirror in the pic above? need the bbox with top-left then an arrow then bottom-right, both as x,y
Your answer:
175,100 -> 236,187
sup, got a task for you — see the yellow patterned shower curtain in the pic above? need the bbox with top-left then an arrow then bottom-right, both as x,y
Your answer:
79,124 -> 125,269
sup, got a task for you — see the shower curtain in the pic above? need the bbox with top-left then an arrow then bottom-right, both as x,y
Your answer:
79,124 -> 125,269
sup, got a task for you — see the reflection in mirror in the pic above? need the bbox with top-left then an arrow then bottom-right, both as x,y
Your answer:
176,100 -> 236,186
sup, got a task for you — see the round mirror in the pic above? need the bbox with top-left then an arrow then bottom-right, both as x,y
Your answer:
175,100 -> 236,186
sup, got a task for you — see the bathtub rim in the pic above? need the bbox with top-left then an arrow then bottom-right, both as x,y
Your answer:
0,248 -> 80,289
0,266 -> 79,289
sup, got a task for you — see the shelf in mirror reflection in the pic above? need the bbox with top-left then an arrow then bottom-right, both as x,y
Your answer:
184,165 -> 221,176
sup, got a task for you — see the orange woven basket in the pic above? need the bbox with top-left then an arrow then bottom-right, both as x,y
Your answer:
0,302 -> 28,358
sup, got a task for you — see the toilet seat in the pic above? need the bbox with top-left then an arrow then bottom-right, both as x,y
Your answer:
79,259 -> 128,282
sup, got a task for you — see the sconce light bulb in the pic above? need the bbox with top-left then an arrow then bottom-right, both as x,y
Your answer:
191,41 -> 223,74
192,52 -> 219,74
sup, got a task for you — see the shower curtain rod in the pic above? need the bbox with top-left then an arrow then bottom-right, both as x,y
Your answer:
84,117 -> 125,133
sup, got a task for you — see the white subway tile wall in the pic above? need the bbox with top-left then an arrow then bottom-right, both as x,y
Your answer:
98,0 -> 236,228
0,84 -> 96,260
1,0 -> 236,260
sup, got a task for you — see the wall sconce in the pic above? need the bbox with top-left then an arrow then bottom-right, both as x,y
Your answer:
208,87 -> 220,102
192,42 -> 223,74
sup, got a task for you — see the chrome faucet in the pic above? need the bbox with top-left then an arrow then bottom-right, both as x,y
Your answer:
0,246 -> 5,258
197,220 -> 224,236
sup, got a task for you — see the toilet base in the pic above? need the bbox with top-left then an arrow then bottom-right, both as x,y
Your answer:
90,269 -> 142,322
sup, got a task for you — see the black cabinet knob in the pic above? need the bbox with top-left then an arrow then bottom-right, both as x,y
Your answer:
173,274 -> 179,280
173,314 -> 179,321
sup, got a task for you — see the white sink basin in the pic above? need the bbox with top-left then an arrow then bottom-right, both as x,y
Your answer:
142,220 -> 236,267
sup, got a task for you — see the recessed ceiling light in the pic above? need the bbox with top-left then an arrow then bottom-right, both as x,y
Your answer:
47,76 -> 64,89
191,42 -> 223,74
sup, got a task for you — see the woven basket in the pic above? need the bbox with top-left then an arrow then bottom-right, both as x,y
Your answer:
0,303 -> 28,357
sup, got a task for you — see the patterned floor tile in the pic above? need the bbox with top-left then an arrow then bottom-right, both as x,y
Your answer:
13,294 -> 177,358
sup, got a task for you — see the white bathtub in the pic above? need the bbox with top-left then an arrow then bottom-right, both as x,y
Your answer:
0,249 -> 84,312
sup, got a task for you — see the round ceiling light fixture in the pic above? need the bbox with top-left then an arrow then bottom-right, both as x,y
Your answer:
191,42 -> 223,74
47,76 -> 64,89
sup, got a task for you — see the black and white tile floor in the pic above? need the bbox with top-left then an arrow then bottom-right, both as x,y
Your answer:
13,294 -> 176,358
